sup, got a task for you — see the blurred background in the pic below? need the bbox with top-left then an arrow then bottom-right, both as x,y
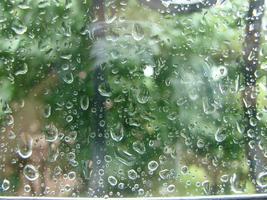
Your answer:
0,0 -> 267,197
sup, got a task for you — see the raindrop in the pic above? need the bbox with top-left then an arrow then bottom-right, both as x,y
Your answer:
110,124 -> 124,142
15,63 -> 28,76
256,171 -> 267,188
220,174 -> 229,183
148,160 -> 159,172
128,169 -> 138,180
68,171 -> 76,180
108,176 -> 118,186
23,164 -> 39,181
62,72 -> 74,84
43,104 -> 51,118
215,128 -> 227,143
230,173 -> 245,194
132,141 -> 146,155
12,23 -> 27,35
24,184 -> 31,192
43,123 -> 58,142
80,95 -> 89,111
132,23 -> 144,41
98,83 -> 112,97
137,87 -> 150,104
2,179 -> 10,191
167,184 -> 175,193
17,134 -> 33,159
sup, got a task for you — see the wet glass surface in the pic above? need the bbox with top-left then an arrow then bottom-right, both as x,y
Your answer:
0,0 -> 267,198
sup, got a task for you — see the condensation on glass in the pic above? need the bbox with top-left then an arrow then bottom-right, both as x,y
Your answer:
0,0 -> 266,198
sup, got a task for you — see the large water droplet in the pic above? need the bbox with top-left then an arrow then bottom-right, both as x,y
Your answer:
110,124 -> 124,142
15,63 -> 28,76
12,23 -> 27,35
43,104 -> 51,118
215,128 -> 227,143
128,169 -> 138,180
43,123 -> 58,142
80,95 -> 89,111
132,141 -> 146,155
167,184 -> 175,193
2,179 -> 10,191
148,160 -> 159,172
62,72 -> 74,84
256,171 -> 267,188
108,176 -> 118,186
230,173 -> 245,194
17,134 -> 33,159
23,165 -> 39,181
98,82 -> 111,97
132,23 -> 144,41
137,87 -> 150,104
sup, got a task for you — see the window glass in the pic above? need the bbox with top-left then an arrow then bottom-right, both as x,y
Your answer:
0,0 -> 266,197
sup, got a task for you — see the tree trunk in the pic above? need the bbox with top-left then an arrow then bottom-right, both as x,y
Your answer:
242,0 -> 266,193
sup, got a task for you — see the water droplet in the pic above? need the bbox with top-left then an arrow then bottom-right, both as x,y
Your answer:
12,23 -> 27,35
80,95 -> 89,111
2,179 -> 10,191
110,124 -> 124,142
68,171 -> 76,180
43,104 -> 51,118
167,184 -> 175,193
132,141 -> 146,155
23,164 -> 39,181
220,174 -> 229,183
17,134 -> 33,159
159,169 -> 171,180
62,72 -> 74,84
24,184 -> 31,192
43,123 -> 58,142
108,176 -> 118,186
132,23 -> 144,41
230,173 -> 245,194
137,87 -> 150,104
215,128 -> 227,143
128,169 -> 138,180
98,83 -> 111,97
148,160 -> 159,171
15,63 -> 28,76
256,171 -> 267,188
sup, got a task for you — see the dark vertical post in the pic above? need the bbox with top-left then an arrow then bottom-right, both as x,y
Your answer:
242,0 -> 265,193
89,0 -> 107,197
